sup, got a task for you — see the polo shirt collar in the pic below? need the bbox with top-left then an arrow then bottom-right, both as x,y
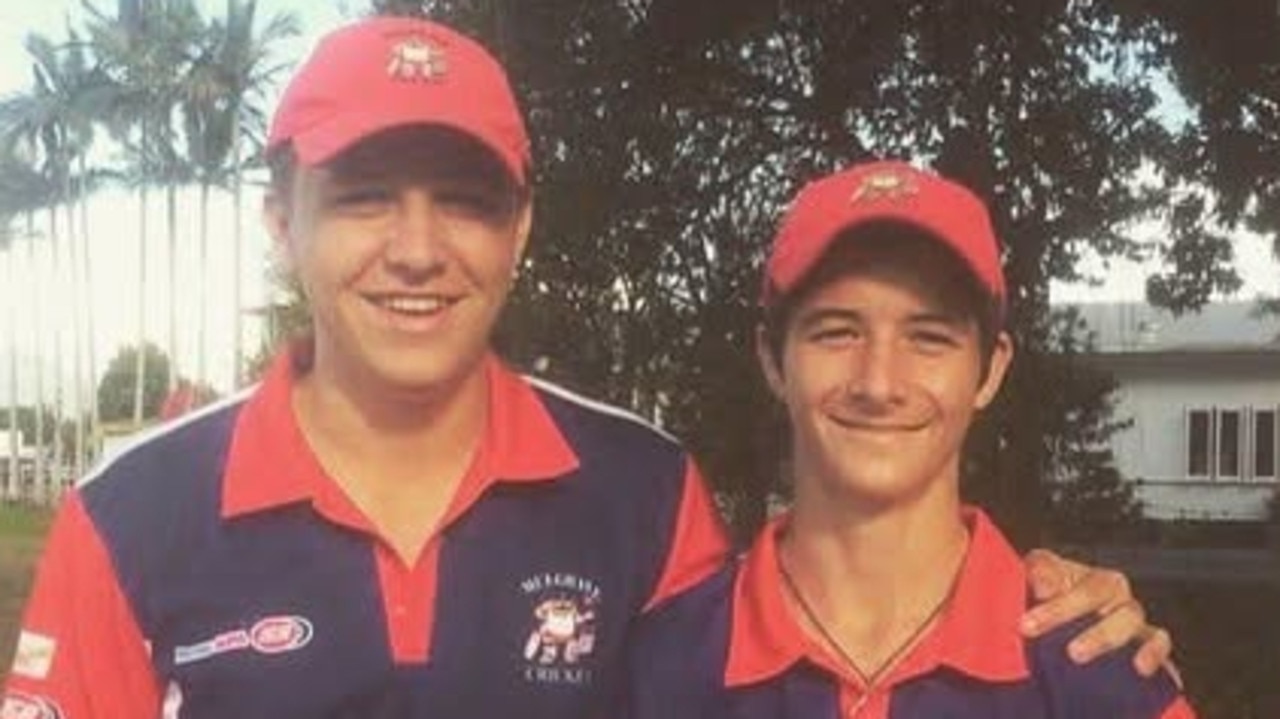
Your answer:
724,507 -> 1029,688
221,349 -> 580,518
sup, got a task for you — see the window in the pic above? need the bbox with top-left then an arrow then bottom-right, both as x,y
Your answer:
1186,409 -> 1213,478
1254,409 -> 1277,480
1217,409 -> 1242,478
1186,406 -> 1277,480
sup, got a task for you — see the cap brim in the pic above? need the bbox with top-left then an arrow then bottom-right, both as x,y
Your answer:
767,210 -> 1004,310
289,109 -> 527,185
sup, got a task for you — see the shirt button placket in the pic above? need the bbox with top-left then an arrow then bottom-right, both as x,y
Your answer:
848,692 -> 870,718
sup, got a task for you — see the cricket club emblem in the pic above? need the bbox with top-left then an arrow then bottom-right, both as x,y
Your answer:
519,572 -> 602,686
524,598 -> 596,665
387,36 -> 448,81
851,170 -> 919,204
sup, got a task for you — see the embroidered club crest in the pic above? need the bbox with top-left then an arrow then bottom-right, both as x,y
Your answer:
387,36 -> 448,81
519,571 -> 602,686
524,598 -> 596,665
851,170 -> 918,204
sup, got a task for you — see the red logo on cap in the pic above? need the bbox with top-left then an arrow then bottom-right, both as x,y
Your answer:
387,36 -> 448,81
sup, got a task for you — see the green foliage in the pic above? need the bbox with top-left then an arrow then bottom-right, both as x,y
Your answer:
0,503 -> 54,537
371,0 -> 1217,540
244,261 -> 311,382
0,407 -> 76,454
1142,582 -> 1280,719
968,307 -> 1142,544
97,342 -> 171,422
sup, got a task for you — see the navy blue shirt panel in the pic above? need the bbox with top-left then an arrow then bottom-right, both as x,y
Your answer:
80,385 -> 690,719
622,565 -> 737,718
624,569 -> 1182,719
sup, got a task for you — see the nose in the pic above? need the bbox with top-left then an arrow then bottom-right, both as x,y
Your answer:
848,334 -> 903,409
383,188 -> 446,280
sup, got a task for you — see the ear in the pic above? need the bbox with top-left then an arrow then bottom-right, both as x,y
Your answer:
755,324 -> 787,402
512,194 -> 534,263
263,189 -> 290,243
262,188 -> 296,268
973,331 -> 1014,410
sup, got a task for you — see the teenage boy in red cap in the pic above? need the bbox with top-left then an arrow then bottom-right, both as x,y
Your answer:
5,17 -> 1169,719
620,161 -> 1195,719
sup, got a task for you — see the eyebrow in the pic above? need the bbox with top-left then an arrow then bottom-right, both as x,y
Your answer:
794,306 -> 970,331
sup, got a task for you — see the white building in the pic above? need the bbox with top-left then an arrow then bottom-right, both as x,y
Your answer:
1077,302 -> 1280,522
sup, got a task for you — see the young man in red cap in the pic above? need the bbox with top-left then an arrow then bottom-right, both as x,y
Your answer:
620,161 -> 1195,719
5,17 -> 1170,719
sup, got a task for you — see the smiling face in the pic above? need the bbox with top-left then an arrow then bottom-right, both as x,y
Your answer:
760,230 -> 1012,510
265,125 -> 531,399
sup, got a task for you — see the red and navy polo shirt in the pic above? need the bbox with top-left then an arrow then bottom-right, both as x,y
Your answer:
4,352 -> 728,718
622,509 -> 1196,719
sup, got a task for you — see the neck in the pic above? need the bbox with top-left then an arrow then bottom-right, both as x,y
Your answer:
292,351 -> 491,563
293,349 -> 490,488
780,478 -> 969,678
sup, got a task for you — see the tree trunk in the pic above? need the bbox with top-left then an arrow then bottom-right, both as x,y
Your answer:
80,154 -> 99,469
198,180 -> 210,391
47,204 -> 64,503
27,211 -> 45,503
133,184 -> 149,426
167,179 -> 179,393
65,181 -> 85,483
5,237 -> 20,500
231,121 -> 244,387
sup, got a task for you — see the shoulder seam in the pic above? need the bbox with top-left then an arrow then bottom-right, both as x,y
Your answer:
522,375 -> 679,444
78,387 -> 256,488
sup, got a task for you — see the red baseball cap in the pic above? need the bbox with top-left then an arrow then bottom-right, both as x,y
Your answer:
267,17 -> 530,184
763,161 -> 1006,315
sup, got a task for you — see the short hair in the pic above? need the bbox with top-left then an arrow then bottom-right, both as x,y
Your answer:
266,142 -> 298,196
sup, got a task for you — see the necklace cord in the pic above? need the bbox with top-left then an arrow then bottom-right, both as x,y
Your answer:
776,544 -> 965,690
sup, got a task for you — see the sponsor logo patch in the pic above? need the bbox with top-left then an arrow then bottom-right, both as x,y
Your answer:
1,691 -> 64,719
10,632 -> 56,680
174,616 -> 314,667
519,572 -> 601,686
249,616 -> 314,654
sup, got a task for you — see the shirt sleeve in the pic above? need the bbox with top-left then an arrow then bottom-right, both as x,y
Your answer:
642,459 -> 731,612
3,491 -> 161,718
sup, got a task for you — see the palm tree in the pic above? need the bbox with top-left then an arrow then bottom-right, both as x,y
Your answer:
183,0 -> 298,389
0,31 -> 102,499
1,74 -> 53,504
0,151 -> 58,501
86,0 -> 204,424
1,222 -> 19,500
47,31 -> 100,482
75,152 -> 102,471
0,150 -> 32,499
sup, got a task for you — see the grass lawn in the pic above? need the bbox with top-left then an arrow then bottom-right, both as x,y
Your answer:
0,503 -> 54,673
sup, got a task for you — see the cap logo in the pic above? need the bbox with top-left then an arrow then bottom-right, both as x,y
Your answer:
387,36 -> 448,81
851,170 -> 918,204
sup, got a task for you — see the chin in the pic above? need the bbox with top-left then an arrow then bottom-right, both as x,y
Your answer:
356,344 -> 478,392
822,462 -> 933,506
